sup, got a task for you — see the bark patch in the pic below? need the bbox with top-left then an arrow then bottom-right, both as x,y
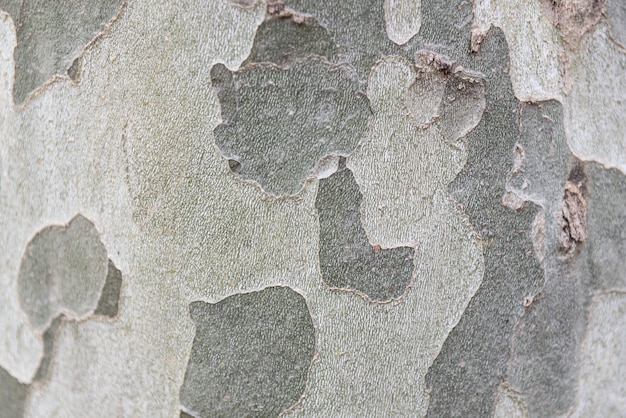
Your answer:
180,287 -> 315,418
541,0 -> 606,47
0,366 -> 28,418
559,166 -> 588,252
17,214 -> 110,333
316,165 -> 415,302
211,58 -> 370,196
0,0 -> 124,104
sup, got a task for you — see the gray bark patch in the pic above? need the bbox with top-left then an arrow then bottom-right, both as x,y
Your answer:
585,163 -> 626,291
425,27 -> 544,418
0,366 -> 28,418
94,259 -> 123,318
211,58 -> 370,196
243,13 -> 338,68
504,101 -> 583,418
32,316 -> 63,383
607,0 -> 626,47
284,0 -> 412,79
0,0 -> 123,104
316,166 -> 415,302
180,286 -> 315,418
17,214 -> 109,333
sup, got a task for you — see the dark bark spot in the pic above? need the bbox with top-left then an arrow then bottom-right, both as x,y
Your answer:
180,287 -> 315,418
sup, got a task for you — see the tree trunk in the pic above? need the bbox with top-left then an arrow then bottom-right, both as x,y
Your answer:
1,0 -> 625,417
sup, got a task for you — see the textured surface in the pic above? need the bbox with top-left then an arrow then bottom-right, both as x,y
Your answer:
384,0 -> 422,45
180,287 -> 315,418
570,292 -> 626,417
0,0 -> 123,104
17,214 -> 109,333
0,0 -> 625,417
316,166 -> 415,301
211,58 -> 370,195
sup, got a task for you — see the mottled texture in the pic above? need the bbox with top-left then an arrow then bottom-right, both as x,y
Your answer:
180,287 -> 315,418
0,0 -> 124,104
211,58 -> 370,195
504,102 -> 584,418
284,0 -> 405,79
17,215 -> 109,333
504,106 -> 626,418
1,0 -> 624,416
32,317 -> 63,383
316,166 -> 415,301
425,26 -> 544,418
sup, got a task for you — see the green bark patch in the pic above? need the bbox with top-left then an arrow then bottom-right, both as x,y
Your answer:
0,366 -> 28,418
0,0 -> 123,104
17,214 -> 110,333
316,165 -> 415,302
211,58 -> 370,196
180,286 -> 315,418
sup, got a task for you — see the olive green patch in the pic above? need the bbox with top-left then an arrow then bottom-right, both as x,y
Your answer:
316,166 -> 414,302
17,214 -> 109,333
211,58 -> 370,195
3,0 -> 123,104
180,286 -> 315,418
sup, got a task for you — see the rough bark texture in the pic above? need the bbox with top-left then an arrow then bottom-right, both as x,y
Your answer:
0,0 -> 625,417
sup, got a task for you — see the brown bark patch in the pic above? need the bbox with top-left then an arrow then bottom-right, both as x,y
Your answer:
542,0 -> 606,48
559,165 -> 588,252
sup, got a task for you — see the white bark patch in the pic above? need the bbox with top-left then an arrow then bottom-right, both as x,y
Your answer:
563,23 -> 626,173
493,384 -> 530,418
384,0 -> 422,45
570,292 -> 626,417
473,0 -> 563,101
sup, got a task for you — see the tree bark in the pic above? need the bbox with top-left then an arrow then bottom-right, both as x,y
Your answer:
0,0 -> 625,417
